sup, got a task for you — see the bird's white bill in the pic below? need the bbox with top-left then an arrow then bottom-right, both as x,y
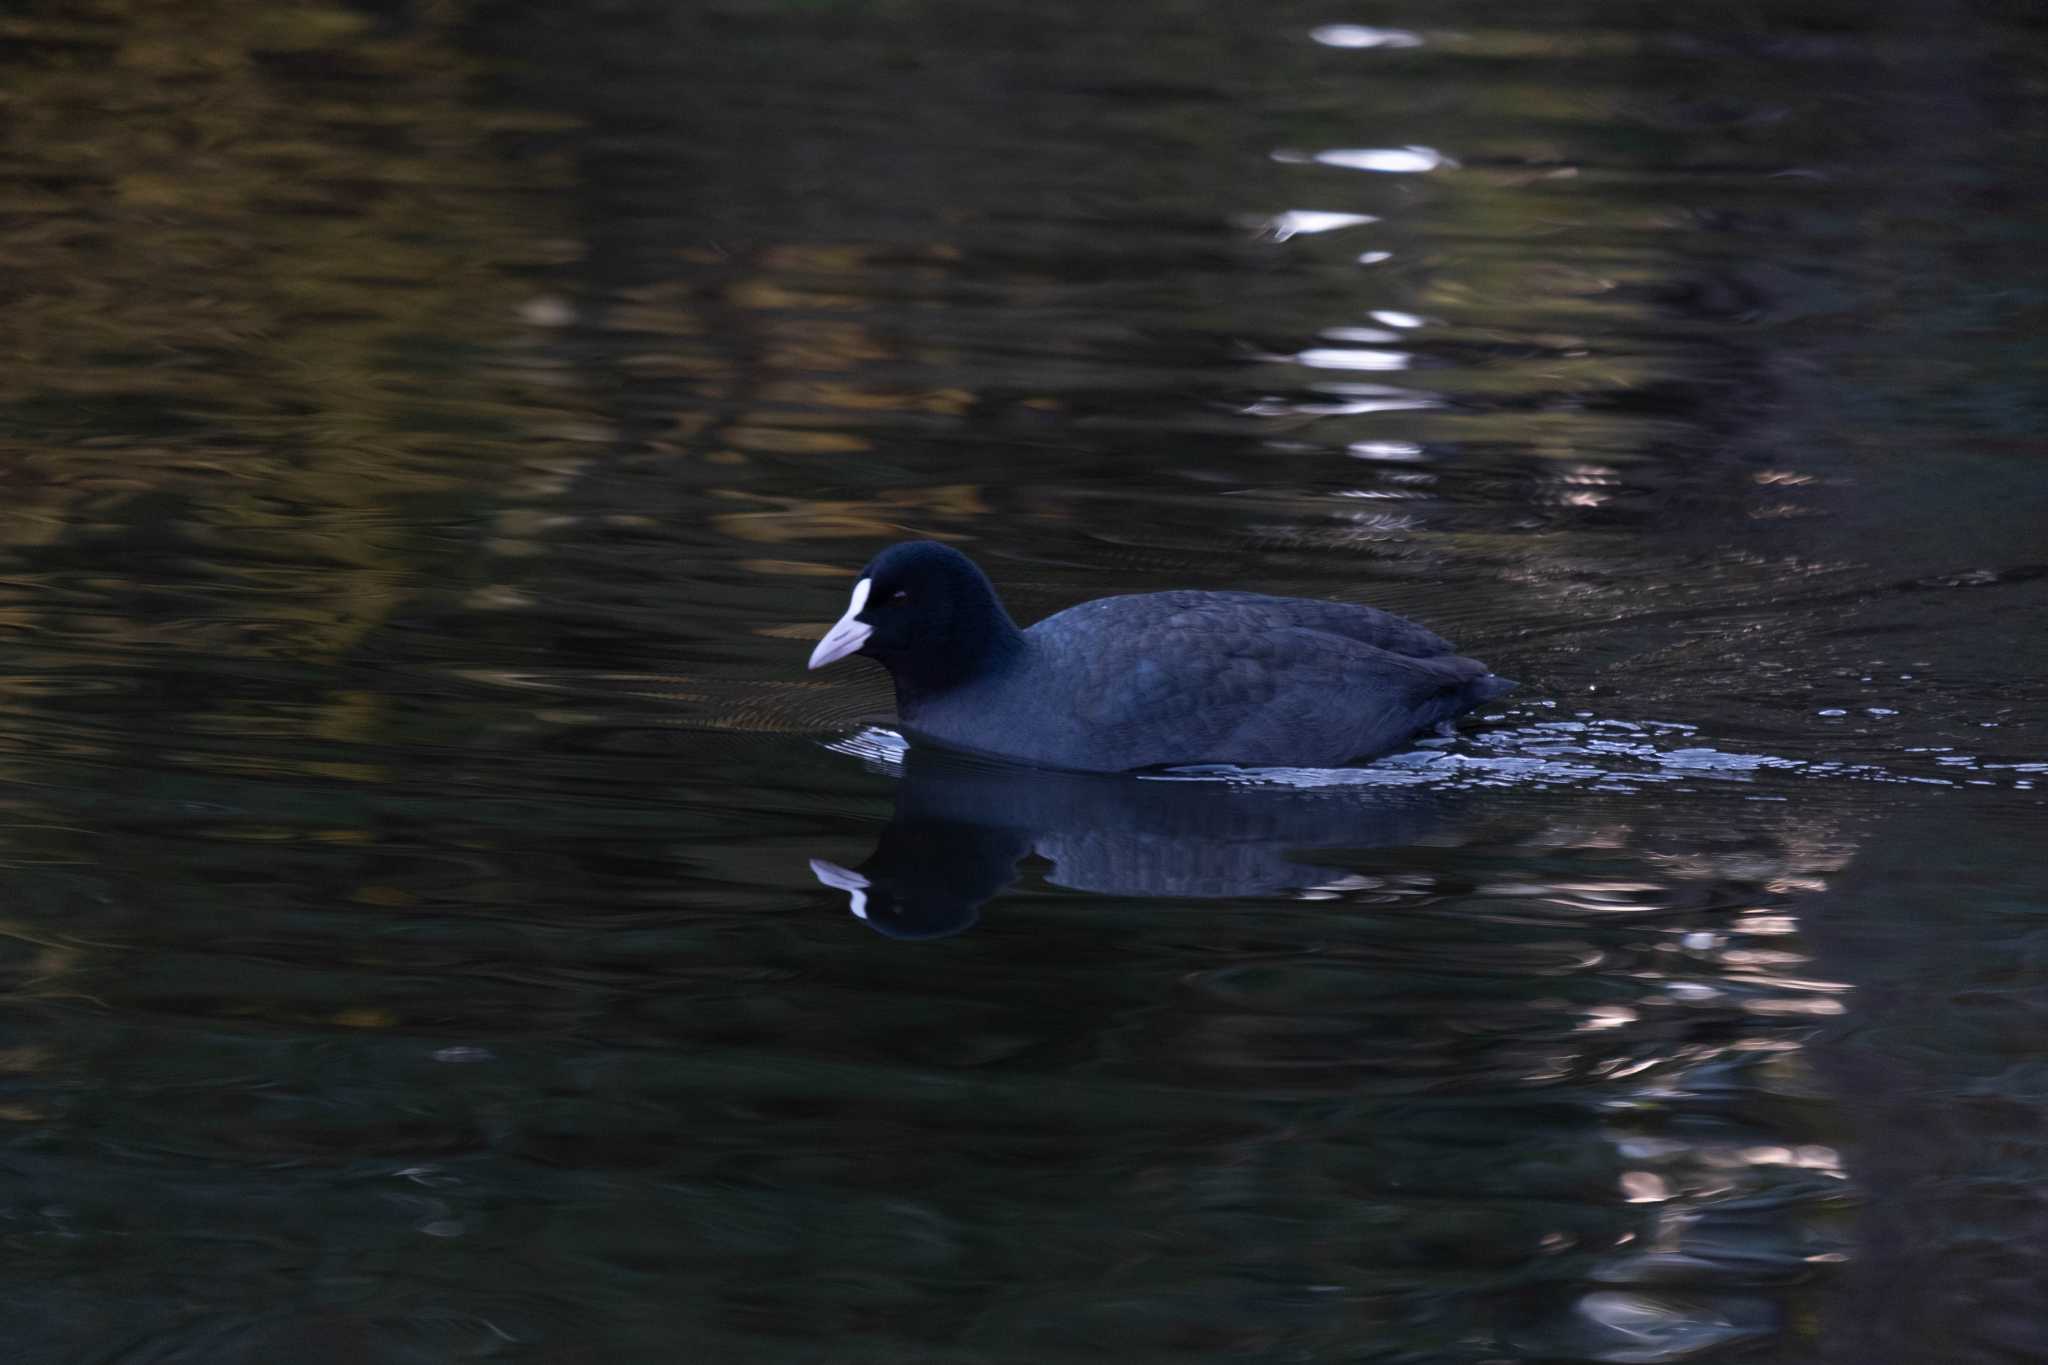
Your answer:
807,577 -> 874,669
809,857 -> 870,920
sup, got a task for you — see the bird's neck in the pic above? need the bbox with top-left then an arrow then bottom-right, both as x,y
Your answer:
891,602 -> 1025,712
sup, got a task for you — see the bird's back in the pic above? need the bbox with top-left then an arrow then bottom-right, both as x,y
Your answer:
1036,590 -> 1457,659
937,591 -> 1507,770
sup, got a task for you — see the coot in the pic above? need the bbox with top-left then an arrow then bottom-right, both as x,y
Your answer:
807,540 -> 1512,772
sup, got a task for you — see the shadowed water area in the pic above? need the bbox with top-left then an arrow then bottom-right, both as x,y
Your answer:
1,0 -> 2045,1360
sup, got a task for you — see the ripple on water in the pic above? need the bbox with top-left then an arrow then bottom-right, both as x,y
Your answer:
825,711 -> 2045,797
1,0 -> 2042,1357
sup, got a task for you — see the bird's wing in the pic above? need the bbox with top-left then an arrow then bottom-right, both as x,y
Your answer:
1066,603 -> 1488,767
1134,590 -> 1457,658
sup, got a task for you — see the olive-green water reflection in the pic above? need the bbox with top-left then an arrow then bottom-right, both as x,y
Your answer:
0,0 -> 2043,1361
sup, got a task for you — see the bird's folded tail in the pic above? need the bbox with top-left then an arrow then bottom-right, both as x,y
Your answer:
1468,673 -> 1517,704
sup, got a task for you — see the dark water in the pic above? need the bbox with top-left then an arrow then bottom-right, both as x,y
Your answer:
2,1 -> 2045,1360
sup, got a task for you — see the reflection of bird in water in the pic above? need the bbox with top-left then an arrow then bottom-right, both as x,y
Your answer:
811,747 -> 1446,938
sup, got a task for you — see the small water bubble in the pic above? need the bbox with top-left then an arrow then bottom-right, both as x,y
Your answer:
1865,707 -> 1897,717
1816,707 -> 1846,717
1356,250 -> 1392,265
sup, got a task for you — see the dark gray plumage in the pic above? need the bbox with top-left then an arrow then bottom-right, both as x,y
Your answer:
812,747 -> 1450,938
806,540 -> 1513,772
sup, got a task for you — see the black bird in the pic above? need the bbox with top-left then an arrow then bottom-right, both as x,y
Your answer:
807,540 -> 1512,772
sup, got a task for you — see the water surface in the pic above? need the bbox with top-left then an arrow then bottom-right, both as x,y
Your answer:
1,1 -> 2044,1360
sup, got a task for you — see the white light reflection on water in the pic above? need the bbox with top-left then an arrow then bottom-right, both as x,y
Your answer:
1293,347 -> 1411,371
821,714 -> 1866,1361
1333,487 -> 1427,501
1243,381 -> 1441,417
1562,884 -> 1855,1361
1619,1171 -> 1670,1203
1275,145 -> 1454,174
826,718 -> 1997,792
1348,440 -> 1427,461
1319,325 -> 1402,343
1571,1291 -> 1771,1363
1250,209 -> 1378,241
827,724 -> 911,772
823,714 -> 2047,802
1322,145 -> 1453,173
1308,24 -> 1424,49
